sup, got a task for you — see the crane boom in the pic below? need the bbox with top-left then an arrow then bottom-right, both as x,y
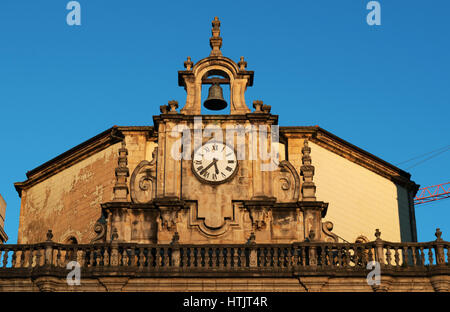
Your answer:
414,182 -> 450,205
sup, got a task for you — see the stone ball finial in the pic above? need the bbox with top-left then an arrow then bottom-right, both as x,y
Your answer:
171,232 -> 180,245
435,228 -> 443,241
253,100 -> 263,113
160,105 -> 169,114
238,56 -> 247,70
375,229 -> 381,240
46,229 -> 53,242
184,56 -> 193,70
168,100 -> 179,113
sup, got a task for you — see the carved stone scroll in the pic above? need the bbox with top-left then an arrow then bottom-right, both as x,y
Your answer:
91,215 -> 107,243
277,160 -> 300,202
321,221 -> 339,243
130,148 -> 157,204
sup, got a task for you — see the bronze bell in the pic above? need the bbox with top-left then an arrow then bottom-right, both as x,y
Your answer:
203,83 -> 227,110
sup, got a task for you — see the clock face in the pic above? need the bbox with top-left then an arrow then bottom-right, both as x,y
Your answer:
192,142 -> 238,184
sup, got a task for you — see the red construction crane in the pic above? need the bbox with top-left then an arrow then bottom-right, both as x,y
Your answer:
414,182 -> 450,205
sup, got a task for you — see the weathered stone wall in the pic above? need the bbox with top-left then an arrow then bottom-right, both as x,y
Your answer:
17,145 -> 119,244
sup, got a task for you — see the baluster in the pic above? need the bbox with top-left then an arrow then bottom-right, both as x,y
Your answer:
64,247 -> 69,266
345,246 -> 352,267
337,247 -> 342,267
122,248 -> 129,267
159,247 -> 165,267
103,247 -> 110,266
256,248 -> 261,268
293,246 -> 299,267
420,246 -> 425,266
394,247 -> 400,266
11,249 -> 17,268
301,246 -> 306,266
320,246 -> 326,267
226,247 -> 231,268
232,248 -> 239,268
157,247 -> 163,268
165,247 -> 171,267
363,246 -> 369,266
96,247 -> 102,266
2,249 -> 8,268
273,247 -> 278,268
188,247 -> 194,268
385,246 -> 392,266
88,247 -> 94,267
218,248 -> 224,269
267,248 -> 273,267
18,250 -> 25,268
28,248 -> 35,268
131,248 -> 138,267
281,247 -> 286,268
326,246 -> 333,266
402,246 -> 408,267
138,247 -> 144,268
36,248 -> 42,267
240,247 -> 246,268
286,247 -> 292,268
181,247 -> 187,268
428,247 -> 434,265
147,247 -> 155,269
411,246 -> 417,266
210,247 -> 216,268
55,247 -> 61,267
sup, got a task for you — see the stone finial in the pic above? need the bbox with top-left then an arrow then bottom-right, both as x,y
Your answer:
247,232 -> 256,245
209,16 -> 223,56
375,229 -> 381,240
46,229 -> 53,242
300,139 -> 316,201
160,105 -> 169,114
184,56 -> 193,70
171,231 -> 180,245
168,100 -> 179,114
238,56 -> 247,70
253,100 -> 263,113
262,104 -> 271,114
435,228 -> 443,241
111,227 -> 119,241
113,139 -> 129,202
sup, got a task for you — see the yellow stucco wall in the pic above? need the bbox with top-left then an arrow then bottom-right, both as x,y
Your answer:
307,141 -> 410,243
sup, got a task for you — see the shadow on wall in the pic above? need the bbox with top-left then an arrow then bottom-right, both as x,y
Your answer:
396,183 -> 417,242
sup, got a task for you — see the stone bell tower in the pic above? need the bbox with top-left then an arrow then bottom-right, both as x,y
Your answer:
94,17 -> 339,245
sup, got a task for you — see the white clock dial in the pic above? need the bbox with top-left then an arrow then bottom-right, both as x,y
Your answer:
192,142 -> 238,184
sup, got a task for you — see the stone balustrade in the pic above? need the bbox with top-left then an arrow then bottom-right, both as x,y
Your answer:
0,238 -> 448,273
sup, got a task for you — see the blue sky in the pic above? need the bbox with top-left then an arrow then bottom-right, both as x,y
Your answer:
0,1 -> 448,243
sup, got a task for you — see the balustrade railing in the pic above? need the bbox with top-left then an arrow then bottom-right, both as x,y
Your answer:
0,239 -> 448,272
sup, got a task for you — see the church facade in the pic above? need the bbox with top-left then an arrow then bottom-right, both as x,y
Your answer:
0,17 -> 448,292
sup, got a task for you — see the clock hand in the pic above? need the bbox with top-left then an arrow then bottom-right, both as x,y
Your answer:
200,159 -> 217,175
213,161 -> 219,174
